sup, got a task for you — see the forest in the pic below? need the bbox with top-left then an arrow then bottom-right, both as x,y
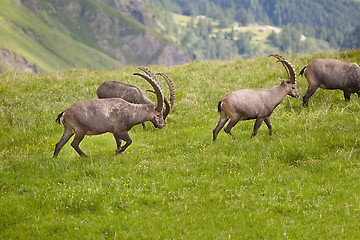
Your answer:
155,0 -> 360,59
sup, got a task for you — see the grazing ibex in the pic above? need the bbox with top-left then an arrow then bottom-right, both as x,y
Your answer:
96,69 -> 175,128
212,54 -> 300,141
300,58 -> 360,107
53,67 -> 165,157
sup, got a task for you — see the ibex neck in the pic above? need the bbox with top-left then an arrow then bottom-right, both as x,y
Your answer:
129,104 -> 154,124
269,85 -> 288,104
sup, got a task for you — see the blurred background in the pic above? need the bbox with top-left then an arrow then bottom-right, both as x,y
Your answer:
1,0 -> 359,72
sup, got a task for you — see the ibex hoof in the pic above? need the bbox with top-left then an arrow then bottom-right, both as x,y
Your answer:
115,149 -> 124,154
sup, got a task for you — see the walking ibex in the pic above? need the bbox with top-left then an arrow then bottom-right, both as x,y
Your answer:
53,67 -> 165,157
213,54 -> 300,141
96,69 -> 175,128
300,58 -> 360,107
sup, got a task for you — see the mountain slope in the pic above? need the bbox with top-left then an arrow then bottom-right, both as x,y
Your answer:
0,0 -> 191,72
0,0 -> 120,72
1,0 -> 359,73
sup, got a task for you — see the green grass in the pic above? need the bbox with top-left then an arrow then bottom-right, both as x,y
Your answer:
1,51 -> 359,239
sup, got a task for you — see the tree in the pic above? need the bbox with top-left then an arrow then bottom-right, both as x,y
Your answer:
236,32 -> 253,55
234,8 -> 253,26
344,25 -> 360,49
267,30 -> 280,47
197,19 -> 212,38
278,25 -> 301,53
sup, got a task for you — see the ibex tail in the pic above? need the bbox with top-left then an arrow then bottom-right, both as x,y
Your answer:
217,101 -> 222,112
299,66 -> 306,76
55,112 -> 64,124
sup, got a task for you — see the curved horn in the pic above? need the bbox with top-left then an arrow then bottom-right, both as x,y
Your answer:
138,66 -> 161,85
156,72 -> 175,108
269,54 -> 296,83
162,97 -> 171,120
269,53 -> 289,79
279,58 -> 296,83
133,72 -> 164,112
147,89 -> 171,119
269,53 -> 285,60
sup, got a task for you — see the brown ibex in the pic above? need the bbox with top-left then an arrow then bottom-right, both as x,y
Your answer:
53,67 -> 165,157
96,69 -> 175,128
213,54 -> 300,141
300,58 -> 360,107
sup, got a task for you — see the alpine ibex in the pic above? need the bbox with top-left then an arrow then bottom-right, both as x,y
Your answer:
213,54 -> 300,141
300,58 -> 360,107
96,69 -> 175,127
53,67 -> 165,157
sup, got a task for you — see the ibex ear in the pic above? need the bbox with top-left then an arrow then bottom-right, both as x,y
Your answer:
280,80 -> 287,85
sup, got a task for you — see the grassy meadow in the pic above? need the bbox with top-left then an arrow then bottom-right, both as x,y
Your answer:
0,51 -> 359,239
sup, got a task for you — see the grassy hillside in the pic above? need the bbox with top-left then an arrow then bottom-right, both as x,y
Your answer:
0,0 -> 190,72
0,51 -> 359,238
0,0 -> 120,72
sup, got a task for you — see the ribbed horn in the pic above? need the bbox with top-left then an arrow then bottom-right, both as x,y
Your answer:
146,89 -> 171,119
156,72 -> 175,108
138,66 -> 161,85
133,71 -> 164,112
269,54 -> 296,83
280,58 -> 296,83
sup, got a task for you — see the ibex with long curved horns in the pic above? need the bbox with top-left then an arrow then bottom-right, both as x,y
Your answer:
300,58 -> 360,107
213,54 -> 300,141
96,69 -> 175,128
53,67 -> 165,157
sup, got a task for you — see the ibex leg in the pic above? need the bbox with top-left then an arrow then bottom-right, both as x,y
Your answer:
224,117 -> 240,140
115,132 -> 132,154
53,127 -> 74,157
303,85 -> 319,107
264,117 -> 273,136
212,117 -> 229,141
71,132 -> 87,157
251,118 -> 263,138
113,132 -> 122,150
343,91 -> 351,101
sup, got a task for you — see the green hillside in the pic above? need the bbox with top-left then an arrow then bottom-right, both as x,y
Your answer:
0,0 -> 191,72
0,0 -> 120,72
1,51 -> 359,238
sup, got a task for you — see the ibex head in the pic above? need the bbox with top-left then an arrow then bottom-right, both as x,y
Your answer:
269,54 -> 300,98
134,67 -> 165,129
139,67 -> 175,121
